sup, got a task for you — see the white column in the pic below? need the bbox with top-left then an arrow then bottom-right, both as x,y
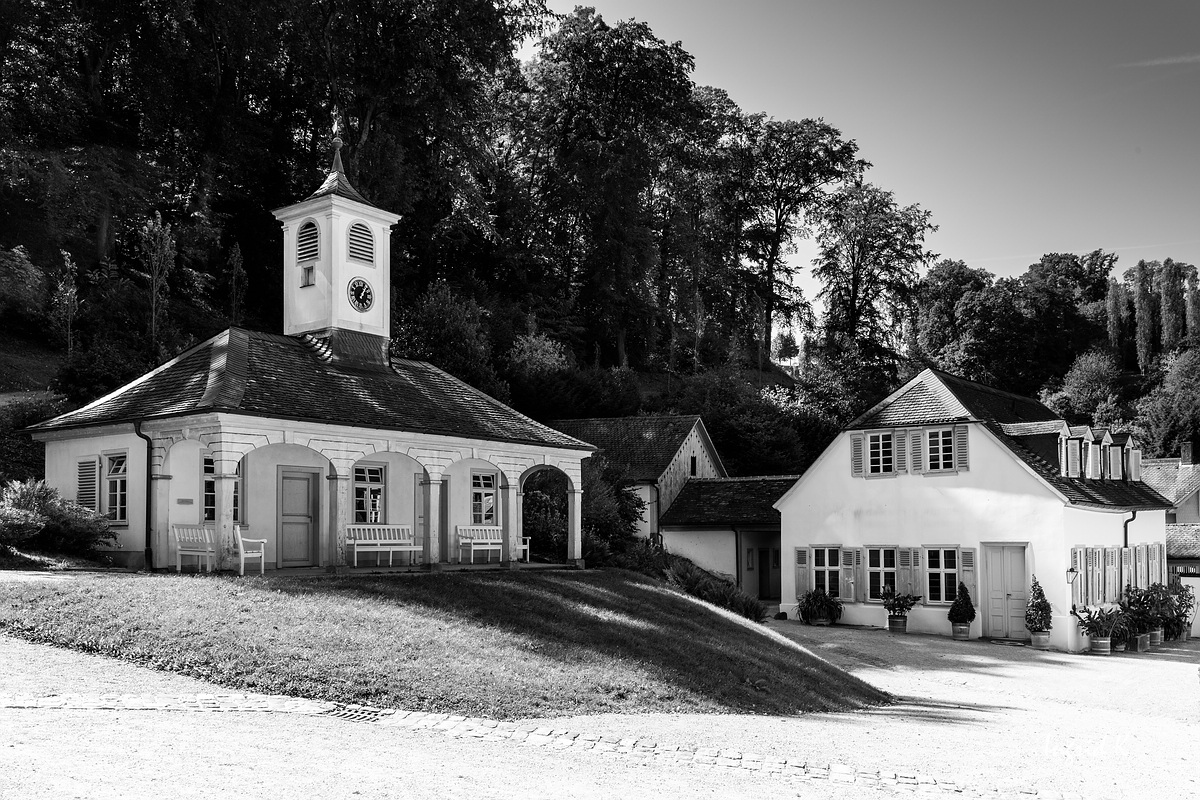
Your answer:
214,471 -> 237,571
425,478 -> 443,567
502,484 -> 519,567
567,488 -> 583,567
149,474 -> 171,570
328,473 -> 352,569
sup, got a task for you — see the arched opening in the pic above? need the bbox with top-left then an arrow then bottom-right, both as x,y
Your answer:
347,452 -> 428,567
240,443 -> 332,569
521,465 -> 571,564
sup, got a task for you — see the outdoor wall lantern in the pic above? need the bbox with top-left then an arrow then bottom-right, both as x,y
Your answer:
1066,566 -> 1080,584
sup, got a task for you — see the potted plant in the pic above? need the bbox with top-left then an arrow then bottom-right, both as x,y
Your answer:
797,588 -> 844,626
1144,583 -> 1172,645
1120,585 -> 1153,652
881,585 -> 922,633
1025,575 -> 1053,650
1171,580 -> 1196,642
947,581 -> 976,640
1110,611 -> 1132,652
1071,604 -> 1124,654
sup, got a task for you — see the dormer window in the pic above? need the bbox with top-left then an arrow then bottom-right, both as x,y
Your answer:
348,222 -> 374,264
297,221 -> 319,262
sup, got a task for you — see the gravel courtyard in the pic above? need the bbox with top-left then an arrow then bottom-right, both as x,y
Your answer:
3,616 -> 1198,799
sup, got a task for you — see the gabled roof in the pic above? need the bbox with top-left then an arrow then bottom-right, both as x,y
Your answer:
1167,523 -> 1200,559
547,415 -> 726,482
847,368 -> 1171,511
29,328 -> 591,451
1141,459 -> 1200,506
660,476 -> 799,528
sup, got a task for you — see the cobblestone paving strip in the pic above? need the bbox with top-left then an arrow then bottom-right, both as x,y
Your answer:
0,693 -> 1093,800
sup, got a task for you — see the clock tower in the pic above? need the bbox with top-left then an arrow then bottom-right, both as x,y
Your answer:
272,135 -> 401,363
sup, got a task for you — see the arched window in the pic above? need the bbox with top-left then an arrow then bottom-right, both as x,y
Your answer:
297,221 -> 319,262
347,222 -> 374,264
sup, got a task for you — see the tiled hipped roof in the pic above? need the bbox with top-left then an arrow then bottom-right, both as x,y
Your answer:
850,368 -> 1171,512
30,328 -> 591,451
548,416 -> 711,482
660,477 -> 799,527
1140,458 -> 1200,505
1167,524 -> 1200,559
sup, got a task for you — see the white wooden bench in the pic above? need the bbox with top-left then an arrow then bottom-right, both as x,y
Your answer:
346,524 -> 420,567
456,525 -> 504,564
172,524 -> 215,573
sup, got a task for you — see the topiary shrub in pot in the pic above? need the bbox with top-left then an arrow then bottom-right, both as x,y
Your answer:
947,582 -> 976,640
797,588 -> 843,626
881,585 -> 922,633
1025,575 -> 1053,650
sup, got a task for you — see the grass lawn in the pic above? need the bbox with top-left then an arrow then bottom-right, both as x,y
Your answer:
0,569 -> 888,719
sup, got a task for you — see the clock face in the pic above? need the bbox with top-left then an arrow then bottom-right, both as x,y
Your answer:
347,278 -> 374,312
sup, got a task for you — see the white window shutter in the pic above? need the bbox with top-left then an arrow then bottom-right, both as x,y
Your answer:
910,432 -> 924,473
954,425 -> 969,472
895,430 -> 908,473
1135,543 -> 1148,588
1080,546 -> 1089,609
1158,542 -> 1168,584
840,549 -> 856,602
1066,440 -> 1081,477
297,221 -> 319,262
1087,444 -> 1102,479
850,434 -> 864,477
1104,547 -> 1120,603
76,458 -> 99,511
1087,547 -> 1103,604
794,548 -> 810,599
960,547 -> 977,609
347,222 -> 374,263
1109,446 -> 1124,480
1120,547 -> 1133,595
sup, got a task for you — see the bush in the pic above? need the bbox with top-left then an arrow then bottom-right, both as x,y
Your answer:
797,588 -> 844,624
1025,575 -> 1053,633
947,582 -> 977,624
0,507 -> 46,550
1,479 -> 115,555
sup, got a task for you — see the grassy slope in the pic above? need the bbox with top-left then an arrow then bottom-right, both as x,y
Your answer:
0,570 -> 888,719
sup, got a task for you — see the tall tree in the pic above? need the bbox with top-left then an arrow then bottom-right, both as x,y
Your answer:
139,212 -> 176,359
1130,260 -> 1157,374
812,181 -> 936,358
1187,265 -> 1200,347
1159,257 -> 1186,352
1105,277 -> 1124,351
741,117 -> 861,361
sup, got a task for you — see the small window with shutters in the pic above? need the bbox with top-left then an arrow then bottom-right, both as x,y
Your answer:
297,221 -> 319,262
347,222 -> 374,264
867,433 -> 893,475
927,429 -> 954,471
925,547 -> 957,603
867,547 -> 897,601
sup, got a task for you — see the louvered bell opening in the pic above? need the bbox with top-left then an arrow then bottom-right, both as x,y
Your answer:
348,222 -> 374,264
297,221 -> 319,262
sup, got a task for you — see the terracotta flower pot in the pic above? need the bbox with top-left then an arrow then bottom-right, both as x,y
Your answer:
1089,636 -> 1111,655
1030,631 -> 1051,650
951,623 -> 970,640
887,615 -> 908,633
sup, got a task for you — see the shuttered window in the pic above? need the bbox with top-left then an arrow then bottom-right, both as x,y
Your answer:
813,547 -> 841,598
867,547 -> 897,601
105,453 -> 128,523
926,547 -> 957,603
347,222 -> 374,263
297,221 -> 319,262
76,458 -> 99,510
868,433 -> 893,475
927,429 -> 954,471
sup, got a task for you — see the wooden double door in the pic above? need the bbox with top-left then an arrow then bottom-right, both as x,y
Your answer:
983,544 -> 1028,639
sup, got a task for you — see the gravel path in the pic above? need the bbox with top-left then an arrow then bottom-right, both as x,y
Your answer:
3,613 -> 1199,798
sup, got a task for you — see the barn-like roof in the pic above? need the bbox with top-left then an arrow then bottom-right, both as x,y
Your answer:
848,368 -> 1171,512
30,328 -> 591,451
660,476 -> 798,528
547,415 -> 725,482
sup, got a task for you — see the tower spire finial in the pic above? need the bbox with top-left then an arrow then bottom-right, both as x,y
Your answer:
331,106 -> 345,173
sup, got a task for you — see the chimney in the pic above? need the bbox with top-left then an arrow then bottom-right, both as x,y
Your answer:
1129,449 -> 1142,481
1182,440 -> 1200,466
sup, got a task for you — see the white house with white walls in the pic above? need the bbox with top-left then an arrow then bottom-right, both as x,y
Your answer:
31,139 -> 593,572
775,368 -> 1171,652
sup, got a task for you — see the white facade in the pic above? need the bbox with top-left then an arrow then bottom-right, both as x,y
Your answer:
777,422 -> 1167,652
633,422 -> 724,539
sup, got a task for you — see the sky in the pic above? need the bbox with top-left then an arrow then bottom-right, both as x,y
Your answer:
528,0 -> 1200,301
